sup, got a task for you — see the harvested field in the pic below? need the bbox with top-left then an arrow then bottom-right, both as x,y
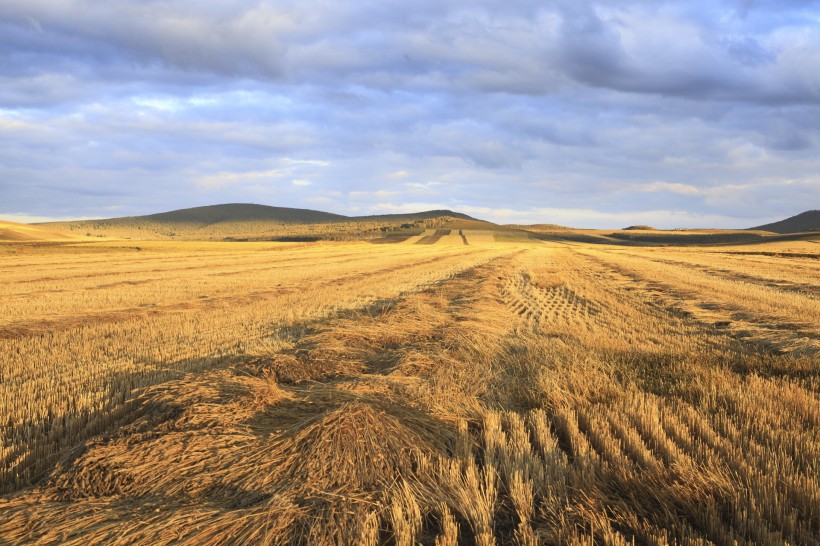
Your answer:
462,230 -> 497,244
416,229 -> 452,245
1,239 -> 818,545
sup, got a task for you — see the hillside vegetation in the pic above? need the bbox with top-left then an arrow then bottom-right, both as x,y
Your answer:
142,203 -> 349,224
0,221 -> 82,242
751,210 -> 820,234
31,205 -> 820,244
1,236 -> 818,544
39,204 -> 484,241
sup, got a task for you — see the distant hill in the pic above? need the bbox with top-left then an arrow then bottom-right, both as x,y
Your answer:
95,203 -> 479,226
0,220 -> 81,242
141,203 -> 348,225
751,211 -> 820,234
37,204 -> 483,241
623,225 -> 656,231
506,224 -> 573,232
354,210 -> 478,223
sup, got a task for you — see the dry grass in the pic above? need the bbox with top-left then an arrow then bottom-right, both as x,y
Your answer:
0,221 -> 85,243
0,240 -> 514,493
40,215 -> 469,242
1,239 -> 818,545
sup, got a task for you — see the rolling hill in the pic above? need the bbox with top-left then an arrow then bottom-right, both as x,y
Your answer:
50,203 -> 480,227
141,203 -> 349,225
0,220 -> 81,242
37,204 -> 486,241
751,210 -> 820,234
26,205 -> 820,244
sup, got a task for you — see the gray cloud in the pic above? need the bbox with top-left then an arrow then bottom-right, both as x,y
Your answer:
1,0 -> 819,228
719,36 -> 776,67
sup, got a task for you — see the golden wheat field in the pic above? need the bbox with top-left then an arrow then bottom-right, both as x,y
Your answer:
1,237 -> 819,545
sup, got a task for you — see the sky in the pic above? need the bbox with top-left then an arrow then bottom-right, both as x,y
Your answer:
1,0 -> 819,228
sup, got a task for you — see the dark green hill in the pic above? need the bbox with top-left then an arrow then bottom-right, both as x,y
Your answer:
354,210 -> 477,223
751,211 -> 820,234
36,204 -> 483,241
141,203 -> 348,225
118,204 -> 478,226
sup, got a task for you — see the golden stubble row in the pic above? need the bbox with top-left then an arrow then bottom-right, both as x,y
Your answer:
1,240 -> 818,544
1,241 -> 521,493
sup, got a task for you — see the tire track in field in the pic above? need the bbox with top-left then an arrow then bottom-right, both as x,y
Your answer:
500,271 -> 601,332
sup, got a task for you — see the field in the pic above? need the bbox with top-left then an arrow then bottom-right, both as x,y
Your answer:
0,221 -> 85,243
1,237 -> 818,545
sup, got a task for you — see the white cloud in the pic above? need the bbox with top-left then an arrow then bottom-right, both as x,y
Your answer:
132,97 -> 181,112
367,202 -> 450,214
281,158 -> 330,167
639,181 -> 702,196
348,189 -> 397,198
197,169 -> 288,189
0,213 -> 94,223
457,205 -> 750,229
1,0 -> 818,224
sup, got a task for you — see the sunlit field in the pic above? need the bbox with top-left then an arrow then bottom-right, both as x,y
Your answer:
1,237 -> 818,545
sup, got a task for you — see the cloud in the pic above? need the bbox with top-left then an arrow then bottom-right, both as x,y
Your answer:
2,0 -> 815,104
0,212 -> 93,223
639,182 -> 703,196
281,158 -> 330,167
0,0 -> 818,226
719,36 -> 776,67
349,189 -> 397,198
367,202 -> 452,214
457,205 -> 754,230
197,169 -> 289,189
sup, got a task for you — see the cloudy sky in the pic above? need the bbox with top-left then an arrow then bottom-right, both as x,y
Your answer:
1,0 -> 819,228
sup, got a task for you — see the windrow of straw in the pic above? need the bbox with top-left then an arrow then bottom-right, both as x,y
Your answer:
1,242 -> 818,544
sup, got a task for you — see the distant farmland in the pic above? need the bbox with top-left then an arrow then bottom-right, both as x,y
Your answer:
1,235 -> 818,544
